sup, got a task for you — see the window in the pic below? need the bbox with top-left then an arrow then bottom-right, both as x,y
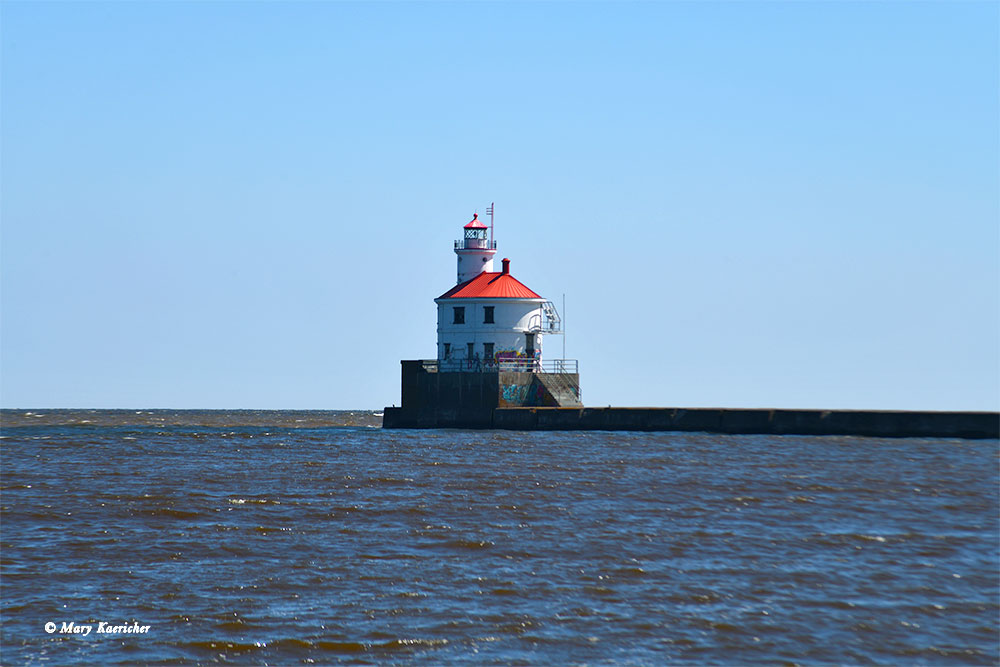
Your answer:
467,342 -> 475,359
483,342 -> 494,360
443,343 -> 450,358
483,306 -> 495,324
453,306 -> 465,324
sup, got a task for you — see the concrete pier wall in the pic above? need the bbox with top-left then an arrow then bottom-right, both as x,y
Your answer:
382,406 -> 999,439
386,360 -> 998,438
398,360 -> 580,411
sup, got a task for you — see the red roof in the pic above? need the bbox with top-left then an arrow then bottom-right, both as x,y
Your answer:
438,271 -> 542,299
464,213 -> 488,229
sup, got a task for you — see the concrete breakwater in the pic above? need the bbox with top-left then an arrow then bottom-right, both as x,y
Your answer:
382,406 -> 999,439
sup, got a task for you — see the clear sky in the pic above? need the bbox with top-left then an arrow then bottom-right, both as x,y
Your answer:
1,1 -> 997,411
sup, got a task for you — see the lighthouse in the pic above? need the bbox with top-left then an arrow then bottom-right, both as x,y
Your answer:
383,206 -> 581,428
437,211 -> 561,372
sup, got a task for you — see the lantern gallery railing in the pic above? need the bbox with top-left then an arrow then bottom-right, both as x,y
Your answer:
454,239 -> 498,250
429,359 -> 578,374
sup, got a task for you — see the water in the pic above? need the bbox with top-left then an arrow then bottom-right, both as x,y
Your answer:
2,409 -> 997,665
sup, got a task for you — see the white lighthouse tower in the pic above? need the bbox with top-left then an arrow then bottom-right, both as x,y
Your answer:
454,213 -> 496,283
435,208 -> 564,373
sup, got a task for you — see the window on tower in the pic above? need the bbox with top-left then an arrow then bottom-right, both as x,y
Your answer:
483,342 -> 494,361
453,307 -> 465,324
483,306 -> 495,324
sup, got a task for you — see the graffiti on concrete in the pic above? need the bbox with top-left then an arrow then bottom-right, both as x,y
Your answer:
495,349 -> 540,361
501,382 -> 549,407
501,384 -> 528,404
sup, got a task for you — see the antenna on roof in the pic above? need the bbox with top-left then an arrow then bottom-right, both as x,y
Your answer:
486,202 -> 495,246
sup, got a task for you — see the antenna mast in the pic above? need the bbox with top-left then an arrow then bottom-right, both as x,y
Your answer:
487,202 -> 495,246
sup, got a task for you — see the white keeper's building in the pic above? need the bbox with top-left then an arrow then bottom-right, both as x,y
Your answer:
435,213 -> 563,372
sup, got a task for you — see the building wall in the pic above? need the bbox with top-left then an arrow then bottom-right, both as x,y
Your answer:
434,298 -> 545,363
400,361 -> 500,410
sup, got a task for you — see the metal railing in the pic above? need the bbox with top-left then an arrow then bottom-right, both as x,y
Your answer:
527,301 -> 562,334
454,239 -> 497,250
429,358 -> 578,374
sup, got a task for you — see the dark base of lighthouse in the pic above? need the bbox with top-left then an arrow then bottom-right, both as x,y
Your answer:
382,359 -> 582,428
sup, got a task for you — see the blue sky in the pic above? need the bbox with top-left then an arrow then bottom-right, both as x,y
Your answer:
2,1 -> 997,410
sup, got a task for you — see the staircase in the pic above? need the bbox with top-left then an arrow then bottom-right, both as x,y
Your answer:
538,373 -> 582,407
540,301 -> 561,333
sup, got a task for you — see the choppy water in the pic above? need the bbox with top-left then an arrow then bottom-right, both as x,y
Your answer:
1,409 -> 997,665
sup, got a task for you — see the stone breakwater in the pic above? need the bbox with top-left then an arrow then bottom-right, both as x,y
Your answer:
383,406 -> 999,439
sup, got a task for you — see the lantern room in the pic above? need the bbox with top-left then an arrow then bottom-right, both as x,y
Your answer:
462,213 -> 489,249
454,212 -> 497,284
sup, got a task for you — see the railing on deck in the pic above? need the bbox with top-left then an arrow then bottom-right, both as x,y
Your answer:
454,239 -> 498,250
429,359 -> 578,374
